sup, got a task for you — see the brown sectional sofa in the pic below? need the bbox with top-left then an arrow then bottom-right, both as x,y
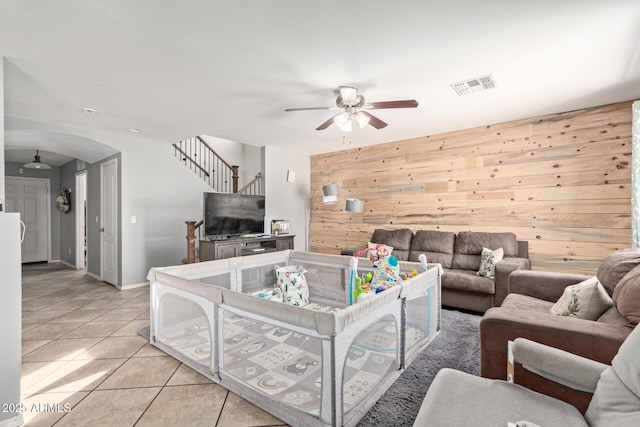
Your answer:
342,228 -> 531,312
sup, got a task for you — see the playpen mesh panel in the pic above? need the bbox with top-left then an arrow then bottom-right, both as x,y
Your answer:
239,263 -> 281,294
156,294 -> 211,368
405,294 -> 432,360
343,313 -> 398,414
198,271 -> 232,289
296,262 -> 348,306
220,309 -> 324,417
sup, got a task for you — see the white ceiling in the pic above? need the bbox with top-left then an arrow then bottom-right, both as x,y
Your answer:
2,1 -> 640,159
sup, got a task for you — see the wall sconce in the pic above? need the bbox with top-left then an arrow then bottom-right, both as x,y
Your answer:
345,198 -> 364,213
322,184 -> 339,204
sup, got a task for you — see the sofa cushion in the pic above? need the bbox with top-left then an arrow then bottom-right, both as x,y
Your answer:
452,232 -> 518,270
612,264 -> 640,326
442,269 -> 495,295
370,228 -> 413,261
550,276 -> 613,320
408,230 -> 456,268
501,293 -> 555,313
415,368 -> 588,427
597,306 -> 632,327
596,248 -> 640,296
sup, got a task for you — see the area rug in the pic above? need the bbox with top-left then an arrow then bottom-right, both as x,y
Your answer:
358,308 -> 480,426
137,308 -> 480,426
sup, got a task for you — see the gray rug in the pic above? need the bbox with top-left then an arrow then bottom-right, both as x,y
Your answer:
358,308 -> 481,426
137,308 -> 480,426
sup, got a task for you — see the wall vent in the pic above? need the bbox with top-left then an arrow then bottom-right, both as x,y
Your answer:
451,74 -> 497,96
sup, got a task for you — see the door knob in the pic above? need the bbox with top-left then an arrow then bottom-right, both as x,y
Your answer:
99,227 -> 105,232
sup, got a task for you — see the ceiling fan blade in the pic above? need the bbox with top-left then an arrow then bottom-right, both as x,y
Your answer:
285,106 -> 338,112
361,111 -> 388,129
316,114 -> 340,130
365,99 -> 419,110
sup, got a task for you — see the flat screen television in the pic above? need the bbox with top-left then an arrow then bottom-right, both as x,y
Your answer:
203,192 -> 265,239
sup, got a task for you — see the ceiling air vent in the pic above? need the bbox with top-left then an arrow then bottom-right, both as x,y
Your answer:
451,74 -> 497,96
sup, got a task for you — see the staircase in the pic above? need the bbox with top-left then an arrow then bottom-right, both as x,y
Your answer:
173,135 -> 262,195
174,135 -> 263,263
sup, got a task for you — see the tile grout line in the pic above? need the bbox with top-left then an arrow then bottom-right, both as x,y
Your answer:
132,359 -> 184,426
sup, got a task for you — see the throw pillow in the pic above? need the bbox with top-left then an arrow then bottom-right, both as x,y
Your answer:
275,265 -> 309,307
596,248 -> 640,296
550,276 -> 613,320
477,247 -> 504,278
612,264 -> 640,325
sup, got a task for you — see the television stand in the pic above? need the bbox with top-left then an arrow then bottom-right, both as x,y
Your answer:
199,235 -> 295,261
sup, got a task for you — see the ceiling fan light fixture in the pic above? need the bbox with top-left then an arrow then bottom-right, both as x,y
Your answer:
338,119 -> 353,132
334,112 -> 350,126
355,112 -> 370,128
339,86 -> 358,105
335,112 -> 354,132
23,150 -> 52,169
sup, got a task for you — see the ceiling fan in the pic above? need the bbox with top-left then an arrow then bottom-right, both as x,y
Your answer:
285,86 -> 418,131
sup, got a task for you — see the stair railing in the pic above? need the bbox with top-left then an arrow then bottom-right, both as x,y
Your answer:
173,136 -> 239,193
178,135 -> 265,263
238,172 -> 262,195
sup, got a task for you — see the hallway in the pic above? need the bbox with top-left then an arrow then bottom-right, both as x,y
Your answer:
20,263 -> 287,426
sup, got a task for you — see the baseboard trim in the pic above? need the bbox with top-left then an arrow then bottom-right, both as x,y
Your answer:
86,271 -> 101,281
59,260 -> 76,269
117,281 -> 150,291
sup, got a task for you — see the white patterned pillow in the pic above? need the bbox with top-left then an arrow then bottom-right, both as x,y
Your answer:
477,247 -> 504,278
550,276 -> 613,320
275,265 -> 309,307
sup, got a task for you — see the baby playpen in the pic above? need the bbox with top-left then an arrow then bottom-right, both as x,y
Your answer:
147,250 -> 441,427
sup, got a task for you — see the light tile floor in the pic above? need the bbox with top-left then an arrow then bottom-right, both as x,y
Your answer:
20,263 -> 288,427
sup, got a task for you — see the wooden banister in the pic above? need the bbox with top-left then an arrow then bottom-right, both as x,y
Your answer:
195,136 -> 234,170
238,172 -> 262,194
173,144 -> 210,177
185,220 -> 203,264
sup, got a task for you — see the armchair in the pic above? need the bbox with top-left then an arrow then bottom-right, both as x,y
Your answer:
413,324 -> 640,426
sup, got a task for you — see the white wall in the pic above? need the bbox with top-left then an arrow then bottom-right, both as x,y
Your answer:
263,146 -> 310,252
115,137 -> 212,284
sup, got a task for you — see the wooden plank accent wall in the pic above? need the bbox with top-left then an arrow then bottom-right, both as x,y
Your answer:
310,100 -> 634,274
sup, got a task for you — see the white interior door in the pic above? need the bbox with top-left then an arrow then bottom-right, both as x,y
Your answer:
100,159 -> 118,285
5,177 -> 50,263
75,171 -> 88,269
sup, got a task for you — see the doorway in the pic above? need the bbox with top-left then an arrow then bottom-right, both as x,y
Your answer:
100,158 -> 118,285
5,177 -> 50,263
75,171 -> 88,269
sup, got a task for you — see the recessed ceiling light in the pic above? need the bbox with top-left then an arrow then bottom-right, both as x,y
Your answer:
127,128 -> 142,133
83,107 -> 97,114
